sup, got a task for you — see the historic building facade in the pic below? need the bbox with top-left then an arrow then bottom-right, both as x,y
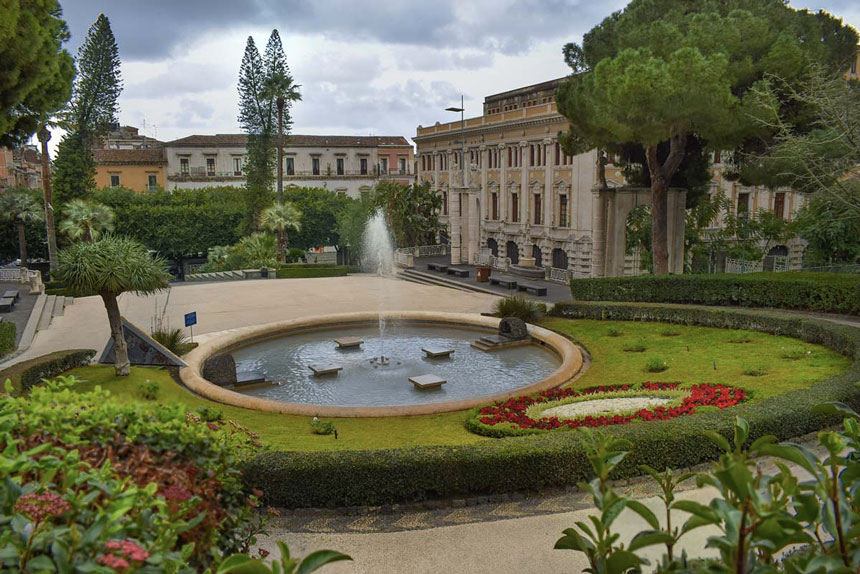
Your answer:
93,148 -> 167,192
414,78 -> 809,276
0,145 -> 42,191
163,134 -> 414,198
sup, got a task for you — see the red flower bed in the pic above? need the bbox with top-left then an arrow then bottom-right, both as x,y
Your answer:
477,382 -> 745,431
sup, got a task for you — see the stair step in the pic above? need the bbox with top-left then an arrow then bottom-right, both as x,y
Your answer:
37,295 -> 56,331
52,295 -> 65,317
470,341 -> 494,352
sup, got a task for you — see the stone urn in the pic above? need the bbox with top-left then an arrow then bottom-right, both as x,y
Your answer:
519,256 -> 536,268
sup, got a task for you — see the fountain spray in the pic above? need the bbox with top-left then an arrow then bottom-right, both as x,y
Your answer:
362,209 -> 395,365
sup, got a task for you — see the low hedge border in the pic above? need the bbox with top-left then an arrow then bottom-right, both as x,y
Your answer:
0,349 -> 96,394
0,322 -> 15,357
568,273 -> 860,316
275,266 -> 349,279
243,303 -> 860,509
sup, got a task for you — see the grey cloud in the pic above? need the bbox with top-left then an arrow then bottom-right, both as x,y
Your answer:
124,63 -> 234,98
396,48 -> 494,72
295,53 -> 383,85
62,0 -> 621,62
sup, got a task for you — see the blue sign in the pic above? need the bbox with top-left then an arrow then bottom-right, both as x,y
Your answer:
184,312 -> 197,327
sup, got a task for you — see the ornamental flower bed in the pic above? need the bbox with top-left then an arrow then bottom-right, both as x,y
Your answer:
473,382 -> 745,434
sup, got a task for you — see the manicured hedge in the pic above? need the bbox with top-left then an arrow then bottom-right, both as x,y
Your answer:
0,349 -> 96,394
275,266 -> 349,279
568,273 -> 860,315
243,303 -> 860,508
0,322 -> 15,357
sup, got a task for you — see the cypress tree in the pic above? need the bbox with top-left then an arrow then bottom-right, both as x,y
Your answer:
54,13 -> 122,205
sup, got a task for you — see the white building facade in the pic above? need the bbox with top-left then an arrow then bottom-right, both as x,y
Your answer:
164,134 -> 414,198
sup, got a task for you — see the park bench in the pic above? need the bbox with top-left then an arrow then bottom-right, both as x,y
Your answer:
3,290 -> 18,301
489,277 -> 518,289
517,283 -> 548,296
427,263 -> 449,273
447,267 -> 470,278
0,297 -> 14,312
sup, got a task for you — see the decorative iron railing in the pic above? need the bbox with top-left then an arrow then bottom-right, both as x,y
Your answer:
725,258 -> 764,274
548,267 -> 572,284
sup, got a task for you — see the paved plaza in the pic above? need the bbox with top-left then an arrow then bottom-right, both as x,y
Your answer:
1,274 -> 498,366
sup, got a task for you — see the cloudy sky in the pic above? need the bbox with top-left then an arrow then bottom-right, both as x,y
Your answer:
53,0 -> 860,149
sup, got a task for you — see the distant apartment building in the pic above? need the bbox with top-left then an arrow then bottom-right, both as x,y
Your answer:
414,78 -> 809,277
163,134 -> 414,198
98,124 -> 163,150
0,145 -> 42,191
93,148 -> 167,191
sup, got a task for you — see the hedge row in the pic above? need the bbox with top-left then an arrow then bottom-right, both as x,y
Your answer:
568,273 -> 860,315
275,266 -> 349,279
0,349 -> 96,394
243,303 -> 860,508
0,322 -> 15,357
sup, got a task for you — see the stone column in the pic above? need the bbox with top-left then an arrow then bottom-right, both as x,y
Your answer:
499,144 -> 507,222
590,188 -> 607,277
543,139 -> 553,228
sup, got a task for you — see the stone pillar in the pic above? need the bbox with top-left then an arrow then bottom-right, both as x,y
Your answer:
499,144 -> 507,222
590,189 -> 607,277
450,189 -> 461,264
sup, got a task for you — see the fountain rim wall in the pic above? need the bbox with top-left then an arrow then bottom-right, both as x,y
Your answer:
178,311 -> 583,417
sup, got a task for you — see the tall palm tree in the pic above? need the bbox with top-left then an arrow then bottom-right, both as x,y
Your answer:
37,124 -> 61,273
261,202 -> 301,264
58,236 -> 170,376
59,199 -> 115,242
0,189 -> 44,266
261,71 -> 301,203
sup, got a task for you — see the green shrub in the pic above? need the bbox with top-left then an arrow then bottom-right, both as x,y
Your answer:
493,295 -> 544,323
781,346 -> 811,360
568,272 -> 860,315
1,377 -> 269,571
138,380 -> 159,400
742,365 -> 768,376
151,327 -> 191,355
605,326 -> 623,337
727,335 -> 752,343
243,303 -> 860,508
0,349 -> 97,394
275,266 -> 348,279
195,405 -> 223,422
0,322 -> 14,357
622,342 -> 648,352
287,247 -> 306,262
310,419 -> 335,435
645,356 -> 668,372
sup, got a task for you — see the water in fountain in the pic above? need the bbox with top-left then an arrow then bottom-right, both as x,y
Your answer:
362,209 -> 396,364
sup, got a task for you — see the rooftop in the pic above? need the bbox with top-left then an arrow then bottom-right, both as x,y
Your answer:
166,134 -> 412,148
93,148 -> 167,165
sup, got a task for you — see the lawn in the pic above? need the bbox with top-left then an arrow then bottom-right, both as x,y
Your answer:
65,318 -> 851,451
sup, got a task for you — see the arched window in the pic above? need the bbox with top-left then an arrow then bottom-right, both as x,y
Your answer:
487,238 -> 498,256
532,245 -> 543,267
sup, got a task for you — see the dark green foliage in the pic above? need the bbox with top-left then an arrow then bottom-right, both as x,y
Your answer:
195,405 -> 223,422
493,295 -> 546,323
310,419 -> 335,435
94,187 -> 247,260
568,273 -> 860,315
275,266 -> 348,279
0,0 -> 74,147
645,356 -> 668,372
53,14 -> 122,207
15,349 -> 96,393
243,305 -> 859,508
794,189 -> 860,266
282,187 -> 353,249
137,380 -> 159,400
151,327 -> 191,355
0,322 -> 15,357
372,180 -> 443,247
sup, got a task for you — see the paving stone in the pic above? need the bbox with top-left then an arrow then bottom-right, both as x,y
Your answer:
489,503 -> 527,517
346,517 -> 379,531
392,512 -> 433,530
303,518 -> 337,533
442,508 -> 479,524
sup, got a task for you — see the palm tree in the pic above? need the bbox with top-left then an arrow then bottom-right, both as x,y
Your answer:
59,199 -> 115,242
0,189 -> 44,266
57,236 -> 170,376
237,231 -> 279,268
261,202 -> 302,264
261,71 -> 301,203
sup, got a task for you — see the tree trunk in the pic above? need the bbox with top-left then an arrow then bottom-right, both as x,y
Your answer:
277,99 -> 284,204
645,131 -> 687,275
16,219 -> 28,265
83,222 -> 92,243
102,292 -> 130,376
38,126 -> 59,274
278,228 -> 286,264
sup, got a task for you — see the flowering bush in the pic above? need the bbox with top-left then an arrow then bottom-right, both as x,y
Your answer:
468,382 -> 746,437
0,376 -> 273,572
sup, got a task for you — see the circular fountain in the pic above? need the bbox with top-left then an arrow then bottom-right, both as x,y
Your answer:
178,210 -> 582,417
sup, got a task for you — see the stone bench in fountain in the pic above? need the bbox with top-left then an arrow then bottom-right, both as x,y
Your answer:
309,363 -> 343,376
422,345 -> 454,358
409,374 -> 446,389
334,337 -> 363,349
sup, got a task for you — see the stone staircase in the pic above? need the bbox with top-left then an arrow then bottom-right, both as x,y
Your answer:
470,334 -> 531,352
16,293 -> 74,352
185,270 -> 246,282
396,269 -> 498,295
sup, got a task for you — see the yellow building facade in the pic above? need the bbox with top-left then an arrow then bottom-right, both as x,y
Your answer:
93,148 -> 166,192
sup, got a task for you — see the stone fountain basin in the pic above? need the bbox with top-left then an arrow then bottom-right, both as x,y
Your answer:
179,311 -> 583,417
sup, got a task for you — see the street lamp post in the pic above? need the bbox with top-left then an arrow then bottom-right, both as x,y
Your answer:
446,95 -> 466,189
445,96 -> 466,264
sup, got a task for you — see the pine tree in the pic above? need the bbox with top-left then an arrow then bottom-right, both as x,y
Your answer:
54,13 -> 122,206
